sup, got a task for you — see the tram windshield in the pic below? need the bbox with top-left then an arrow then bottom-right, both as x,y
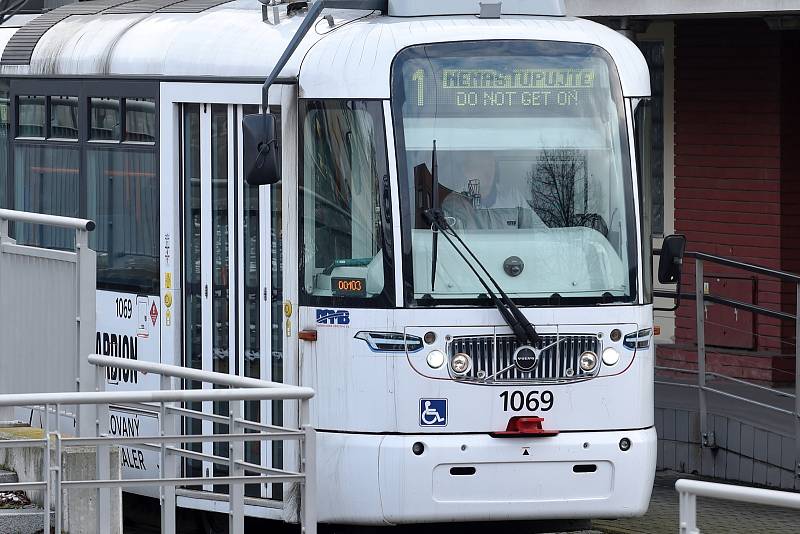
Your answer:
392,41 -> 638,305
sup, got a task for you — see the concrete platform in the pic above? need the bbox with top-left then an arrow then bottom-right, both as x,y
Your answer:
0,507 -> 54,534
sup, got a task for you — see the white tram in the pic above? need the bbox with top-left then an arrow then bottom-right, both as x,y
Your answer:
0,0 -> 686,524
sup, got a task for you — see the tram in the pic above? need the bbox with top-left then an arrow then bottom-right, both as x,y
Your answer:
0,0 -> 686,524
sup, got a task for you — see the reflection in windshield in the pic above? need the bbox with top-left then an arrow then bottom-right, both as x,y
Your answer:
392,41 -> 637,303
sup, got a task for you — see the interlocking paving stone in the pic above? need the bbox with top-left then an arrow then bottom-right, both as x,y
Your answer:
594,471 -> 800,534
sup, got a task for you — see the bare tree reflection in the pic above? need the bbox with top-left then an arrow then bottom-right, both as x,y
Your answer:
528,148 -> 608,236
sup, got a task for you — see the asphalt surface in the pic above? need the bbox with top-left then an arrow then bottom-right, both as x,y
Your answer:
124,471 -> 800,534
594,471 -> 800,534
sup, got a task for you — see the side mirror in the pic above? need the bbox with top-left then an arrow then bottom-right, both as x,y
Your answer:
658,234 -> 686,284
242,113 -> 280,185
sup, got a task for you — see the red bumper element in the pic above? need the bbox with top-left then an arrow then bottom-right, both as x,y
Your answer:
490,416 -> 559,438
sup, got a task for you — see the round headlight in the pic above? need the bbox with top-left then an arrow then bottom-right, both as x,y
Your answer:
579,351 -> 598,372
426,350 -> 445,369
602,347 -> 621,366
450,352 -> 472,376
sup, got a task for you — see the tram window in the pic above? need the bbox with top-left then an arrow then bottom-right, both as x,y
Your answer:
87,146 -> 159,293
17,95 -> 45,138
0,81 -> 9,208
13,144 -> 80,249
300,100 -> 392,304
124,97 -> 155,143
90,97 -> 121,141
50,96 -> 79,140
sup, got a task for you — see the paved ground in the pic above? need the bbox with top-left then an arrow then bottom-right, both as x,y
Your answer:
593,471 -> 800,534
124,471 -> 800,533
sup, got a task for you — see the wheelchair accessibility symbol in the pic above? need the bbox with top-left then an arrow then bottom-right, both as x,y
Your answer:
419,399 -> 447,427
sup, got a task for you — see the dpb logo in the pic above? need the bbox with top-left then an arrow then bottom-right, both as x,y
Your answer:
316,309 -> 350,326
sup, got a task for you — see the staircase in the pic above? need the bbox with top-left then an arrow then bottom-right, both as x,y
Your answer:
653,249 -> 800,492
0,469 -> 52,534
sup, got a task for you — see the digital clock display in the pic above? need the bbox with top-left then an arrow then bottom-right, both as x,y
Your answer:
332,277 -> 367,297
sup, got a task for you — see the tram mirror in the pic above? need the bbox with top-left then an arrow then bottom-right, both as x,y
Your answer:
243,113 -> 280,185
658,234 -> 686,285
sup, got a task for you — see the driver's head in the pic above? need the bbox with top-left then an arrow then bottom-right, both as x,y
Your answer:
461,151 -> 497,192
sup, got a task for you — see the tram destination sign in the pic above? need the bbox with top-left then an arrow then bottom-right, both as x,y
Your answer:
403,64 -> 605,117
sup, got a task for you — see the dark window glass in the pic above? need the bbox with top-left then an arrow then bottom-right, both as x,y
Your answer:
90,97 -> 121,141
13,144 -> 80,248
50,96 -> 79,140
638,41 -> 665,235
86,147 -> 159,294
300,100 -> 392,306
392,41 -> 636,306
635,100 -> 654,304
125,97 -> 155,142
0,81 -> 9,208
18,96 -> 45,138
181,103 -> 203,481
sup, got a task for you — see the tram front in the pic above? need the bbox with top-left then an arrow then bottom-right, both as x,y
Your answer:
248,6 -> 681,526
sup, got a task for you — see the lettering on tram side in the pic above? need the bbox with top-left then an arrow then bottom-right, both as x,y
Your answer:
97,290 -> 161,392
108,409 -> 160,479
109,412 -> 147,470
96,332 -> 139,384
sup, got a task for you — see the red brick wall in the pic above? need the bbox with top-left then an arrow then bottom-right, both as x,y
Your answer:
778,30 -> 800,380
665,19 -> 794,382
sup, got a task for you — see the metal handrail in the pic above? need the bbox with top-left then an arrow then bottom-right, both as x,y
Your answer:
0,356 -> 317,534
0,208 -> 95,231
654,247 -> 800,467
677,478 -> 800,533
656,249 -> 800,284
88,354 -> 293,389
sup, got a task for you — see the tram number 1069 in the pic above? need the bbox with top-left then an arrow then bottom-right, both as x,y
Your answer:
115,298 -> 134,319
499,390 -> 554,412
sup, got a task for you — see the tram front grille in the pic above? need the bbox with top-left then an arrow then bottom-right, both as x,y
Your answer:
448,334 -> 601,383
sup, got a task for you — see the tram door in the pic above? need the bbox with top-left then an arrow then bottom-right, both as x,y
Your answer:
181,102 -> 283,499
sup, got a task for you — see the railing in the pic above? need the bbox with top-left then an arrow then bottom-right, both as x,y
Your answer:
0,209 -> 97,436
676,478 -> 800,533
655,249 -> 800,471
0,354 -> 316,534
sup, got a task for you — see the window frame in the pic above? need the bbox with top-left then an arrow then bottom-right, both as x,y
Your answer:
4,77 -> 160,295
297,98 -> 396,309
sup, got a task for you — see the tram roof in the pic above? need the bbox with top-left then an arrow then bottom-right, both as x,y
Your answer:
0,0 -> 649,97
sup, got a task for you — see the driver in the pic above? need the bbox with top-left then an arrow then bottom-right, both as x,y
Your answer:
441,151 -> 544,230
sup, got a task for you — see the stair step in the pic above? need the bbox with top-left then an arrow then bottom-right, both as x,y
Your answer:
0,470 -> 17,485
0,507 -> 55,534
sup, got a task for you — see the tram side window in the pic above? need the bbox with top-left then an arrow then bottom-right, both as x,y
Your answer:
18,95 -> 45,138
300,100 -> 392,304
9,89 -> 159,294
13,144 -> 80,249
0,81 -> 8,208
124,97 -> 155,143
50,96 -> 78,140
90,97 -> 121,141
87,147 -> 159,293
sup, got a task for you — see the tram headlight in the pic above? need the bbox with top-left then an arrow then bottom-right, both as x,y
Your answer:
450,352 -> 472,376
602,347 -> 620,366
426,350 -> 445,369
579,351 -> 598,372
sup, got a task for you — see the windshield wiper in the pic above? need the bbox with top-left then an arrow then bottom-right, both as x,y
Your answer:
429,140 -> 439,291
423,208 -> 539,347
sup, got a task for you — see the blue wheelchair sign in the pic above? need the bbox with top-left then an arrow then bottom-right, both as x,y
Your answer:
419,399 -> 447,427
